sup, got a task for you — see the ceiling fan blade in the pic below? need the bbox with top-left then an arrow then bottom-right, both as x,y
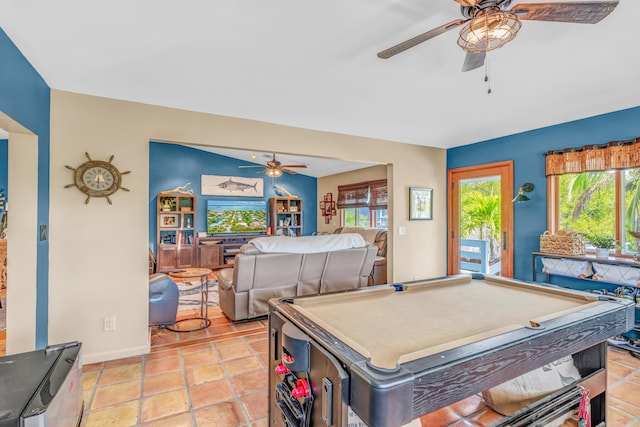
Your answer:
377,19 -> 469,59
282,168 -> 299,175
511,1 -> 618,23
280,164 -> 307,169
462,51 -> 486,72
238,165 -> 263,168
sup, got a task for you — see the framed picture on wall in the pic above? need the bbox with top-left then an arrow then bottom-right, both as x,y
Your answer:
160,214 -> 179,228
409,187 -> 433,220
201,175 -> 264,197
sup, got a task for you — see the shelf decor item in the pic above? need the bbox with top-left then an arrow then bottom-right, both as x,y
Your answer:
539,230 -> 585,255
587,234 -> 616,258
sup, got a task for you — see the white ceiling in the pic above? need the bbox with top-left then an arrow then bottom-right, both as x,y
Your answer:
0,0 -> 638,152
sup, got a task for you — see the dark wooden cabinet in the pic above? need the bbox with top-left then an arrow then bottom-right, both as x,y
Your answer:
197,234 -> 264,269
269,197 -> 302,237
198,244 -> 222,268
156,193 -> 196,272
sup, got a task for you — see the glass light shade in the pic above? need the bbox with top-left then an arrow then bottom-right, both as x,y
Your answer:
266,168 -> 282,178
458,9 -> 521,53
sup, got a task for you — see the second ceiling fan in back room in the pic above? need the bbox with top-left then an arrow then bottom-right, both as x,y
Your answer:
377,0 -> 619,72
238,153 -> 307,178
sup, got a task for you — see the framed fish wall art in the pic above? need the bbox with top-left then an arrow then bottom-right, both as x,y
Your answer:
201,175 -> 264,197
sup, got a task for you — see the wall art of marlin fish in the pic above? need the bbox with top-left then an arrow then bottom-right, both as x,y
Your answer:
217,178 -> 258,192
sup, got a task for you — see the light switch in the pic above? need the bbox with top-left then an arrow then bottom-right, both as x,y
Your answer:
399,226 -> 406,235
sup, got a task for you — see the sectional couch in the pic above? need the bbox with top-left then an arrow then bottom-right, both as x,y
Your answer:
334,226 -> 388,285
217,234 -> 377,321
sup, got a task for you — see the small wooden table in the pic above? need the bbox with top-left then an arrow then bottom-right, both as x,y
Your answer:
167,267 -> 212,332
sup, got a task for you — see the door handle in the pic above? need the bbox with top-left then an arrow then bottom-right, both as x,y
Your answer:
503,232 -> 507,250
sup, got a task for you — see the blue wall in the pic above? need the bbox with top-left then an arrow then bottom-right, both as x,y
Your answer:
0,28 -> 51,348
149,142 -> 318,252
447,106 -> 640,287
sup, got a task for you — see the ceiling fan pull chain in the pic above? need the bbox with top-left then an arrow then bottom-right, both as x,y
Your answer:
484,52 -> 492,94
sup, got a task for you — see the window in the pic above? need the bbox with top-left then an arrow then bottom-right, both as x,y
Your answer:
556,171 -> 616,247
338,179 -> 387,229
343,207 -> 387,228
546,138 -> 640,255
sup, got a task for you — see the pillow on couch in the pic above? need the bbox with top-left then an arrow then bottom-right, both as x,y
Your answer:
250,234 -> 367,254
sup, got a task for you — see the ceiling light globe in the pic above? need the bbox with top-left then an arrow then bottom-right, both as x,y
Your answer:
266,168 -> 282,178
458,9 -> 521,53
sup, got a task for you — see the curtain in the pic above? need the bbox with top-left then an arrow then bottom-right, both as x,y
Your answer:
545,138 -> 640,176
337,179 -> 387,209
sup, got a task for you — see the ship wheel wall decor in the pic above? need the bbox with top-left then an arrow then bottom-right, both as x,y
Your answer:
65,152 -> 131,204
320,193 -> 337,224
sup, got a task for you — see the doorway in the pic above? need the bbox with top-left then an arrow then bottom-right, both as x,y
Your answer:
448,161 -> 514,277
0,114 -> 39,356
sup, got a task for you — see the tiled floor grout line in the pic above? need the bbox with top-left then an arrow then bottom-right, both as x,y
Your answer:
224,336 -> 259,426
180,344 -> 200,427
245,334 -> 269,427
138,356 -> 146,425
83,363 -> 101,423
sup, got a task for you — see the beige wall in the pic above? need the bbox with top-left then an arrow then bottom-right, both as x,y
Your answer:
48,90 -> 447,363
317,165 -> 388,234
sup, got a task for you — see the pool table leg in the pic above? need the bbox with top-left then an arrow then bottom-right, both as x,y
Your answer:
572,342 -> 607,425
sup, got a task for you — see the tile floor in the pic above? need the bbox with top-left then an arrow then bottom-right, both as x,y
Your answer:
80,305 -> 640,427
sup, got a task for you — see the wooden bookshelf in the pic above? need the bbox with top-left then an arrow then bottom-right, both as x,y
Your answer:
269,197 -> 302,237
156,193 -> 196,272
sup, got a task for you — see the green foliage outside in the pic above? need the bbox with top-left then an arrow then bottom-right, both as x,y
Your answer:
459,179 -> 501,262
559,169 -> 640,253
559,171 -> 614,239
344,207 -> 370,227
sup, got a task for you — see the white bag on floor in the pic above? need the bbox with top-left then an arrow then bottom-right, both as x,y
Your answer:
482,355 -> 581,417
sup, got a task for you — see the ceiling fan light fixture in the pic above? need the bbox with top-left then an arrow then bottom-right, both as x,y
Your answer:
266,167 -> 283,178
458,9 -> 521,53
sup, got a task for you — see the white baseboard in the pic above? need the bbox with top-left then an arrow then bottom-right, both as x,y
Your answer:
82,344 -> 151,365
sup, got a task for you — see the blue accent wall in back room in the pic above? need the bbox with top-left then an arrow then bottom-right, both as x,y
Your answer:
0,28 -> 51,348
447,106 -> 640,285
148,142 -> 318,252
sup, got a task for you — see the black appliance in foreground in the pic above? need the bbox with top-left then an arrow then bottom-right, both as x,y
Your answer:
0,341 -> 83,427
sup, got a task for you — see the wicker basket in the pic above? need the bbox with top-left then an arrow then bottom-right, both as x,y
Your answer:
539,230 -> 585,255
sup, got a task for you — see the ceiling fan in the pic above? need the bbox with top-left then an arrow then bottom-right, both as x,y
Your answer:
238,153 -> 307,177
377,0 -> 619,72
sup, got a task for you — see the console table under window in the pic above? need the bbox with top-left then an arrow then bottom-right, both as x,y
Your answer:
532,251 -> 640,357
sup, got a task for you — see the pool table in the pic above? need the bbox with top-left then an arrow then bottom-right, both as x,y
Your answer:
268,274 -> 634,427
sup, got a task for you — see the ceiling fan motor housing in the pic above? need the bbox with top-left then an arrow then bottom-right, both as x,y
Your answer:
461,0 -> 513,18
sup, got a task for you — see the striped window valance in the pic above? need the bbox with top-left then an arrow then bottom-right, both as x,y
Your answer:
545,137 -> 640,176
337,179 -> 388,210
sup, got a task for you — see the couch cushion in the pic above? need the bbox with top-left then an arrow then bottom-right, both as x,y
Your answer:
339,227 -> 379,245
337,227 -> 387,257
250,234 -> 366,254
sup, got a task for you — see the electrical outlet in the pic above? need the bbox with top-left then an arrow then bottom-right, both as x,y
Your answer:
103,316 -> 116,332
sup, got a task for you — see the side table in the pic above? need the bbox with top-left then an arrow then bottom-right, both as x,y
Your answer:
166,267 -> 212,332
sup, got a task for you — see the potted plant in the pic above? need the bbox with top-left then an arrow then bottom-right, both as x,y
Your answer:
587,234 -> 616,258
